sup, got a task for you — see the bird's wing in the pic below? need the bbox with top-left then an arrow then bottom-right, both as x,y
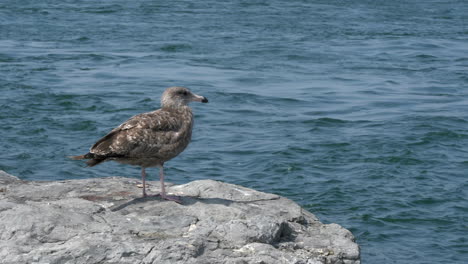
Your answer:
90,110 -> 182,157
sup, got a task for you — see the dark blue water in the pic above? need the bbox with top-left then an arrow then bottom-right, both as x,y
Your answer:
1,0 -> 467,263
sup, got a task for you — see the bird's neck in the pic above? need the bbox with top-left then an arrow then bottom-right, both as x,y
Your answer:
162,106 -> 194,137
162,105 -> 191,114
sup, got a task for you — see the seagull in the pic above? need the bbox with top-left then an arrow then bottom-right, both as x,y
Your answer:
70,86 -> 208,202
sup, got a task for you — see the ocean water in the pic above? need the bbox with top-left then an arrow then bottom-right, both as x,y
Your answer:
1,0 -> 467,262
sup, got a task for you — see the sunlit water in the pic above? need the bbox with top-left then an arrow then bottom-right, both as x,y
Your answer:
1,1 -> 467,263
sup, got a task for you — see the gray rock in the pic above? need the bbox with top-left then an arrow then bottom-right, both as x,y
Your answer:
0,170 -> 360,264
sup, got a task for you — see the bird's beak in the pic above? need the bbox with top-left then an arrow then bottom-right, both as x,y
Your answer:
192,94 -> 209,103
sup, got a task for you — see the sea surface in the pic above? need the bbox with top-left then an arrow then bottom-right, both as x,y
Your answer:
1,0 -> 467,263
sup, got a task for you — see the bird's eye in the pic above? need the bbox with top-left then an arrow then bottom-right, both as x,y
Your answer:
177,90 -> 189,96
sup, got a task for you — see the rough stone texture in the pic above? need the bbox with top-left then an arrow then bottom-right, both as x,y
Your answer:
0,170 -> 360,264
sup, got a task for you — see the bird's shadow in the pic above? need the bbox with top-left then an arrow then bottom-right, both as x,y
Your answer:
109,195 -> 279,212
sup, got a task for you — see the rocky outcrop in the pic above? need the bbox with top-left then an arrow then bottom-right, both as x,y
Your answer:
0,170 -> 360,264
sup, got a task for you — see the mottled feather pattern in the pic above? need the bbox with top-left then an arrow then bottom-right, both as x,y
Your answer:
89,107 -> 193,167
70,86 -> 208,200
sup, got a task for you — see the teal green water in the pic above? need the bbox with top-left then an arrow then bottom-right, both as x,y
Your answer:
1,1 -> 468,262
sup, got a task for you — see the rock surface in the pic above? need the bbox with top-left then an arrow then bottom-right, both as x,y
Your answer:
0,170 -> 360,264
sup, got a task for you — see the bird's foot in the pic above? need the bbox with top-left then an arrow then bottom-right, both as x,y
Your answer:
158,193 -> 182,204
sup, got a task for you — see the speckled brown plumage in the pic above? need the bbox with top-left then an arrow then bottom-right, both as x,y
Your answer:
71,86 -> 208,201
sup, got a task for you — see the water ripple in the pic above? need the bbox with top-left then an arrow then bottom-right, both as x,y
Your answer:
1,1 -> 468,263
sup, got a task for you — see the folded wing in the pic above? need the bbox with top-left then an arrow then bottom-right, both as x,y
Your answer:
90,110 -> 183,159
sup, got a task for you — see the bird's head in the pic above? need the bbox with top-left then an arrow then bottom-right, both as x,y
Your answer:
161,86 -> 208,108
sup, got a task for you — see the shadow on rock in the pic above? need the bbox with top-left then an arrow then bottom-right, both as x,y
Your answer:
110,195 -> 281,211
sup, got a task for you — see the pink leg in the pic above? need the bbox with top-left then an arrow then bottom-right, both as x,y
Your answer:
141,167 -> 147,197
158,165 -> 181,203
159,165 -> 166,197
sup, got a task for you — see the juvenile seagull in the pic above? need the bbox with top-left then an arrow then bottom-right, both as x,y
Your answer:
70,86 -> 208,202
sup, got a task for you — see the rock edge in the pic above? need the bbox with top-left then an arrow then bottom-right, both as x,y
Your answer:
0,170 -> 360,264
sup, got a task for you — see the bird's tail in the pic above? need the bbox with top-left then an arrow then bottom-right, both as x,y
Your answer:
68,153 -> 105,167
68,152 -> 93,160
69,154 -> 87,160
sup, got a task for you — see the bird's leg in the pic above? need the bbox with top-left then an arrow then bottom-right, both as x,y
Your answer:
159,165 -> 166,197
141,167 -> 147,198
158,165 -> 181,203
